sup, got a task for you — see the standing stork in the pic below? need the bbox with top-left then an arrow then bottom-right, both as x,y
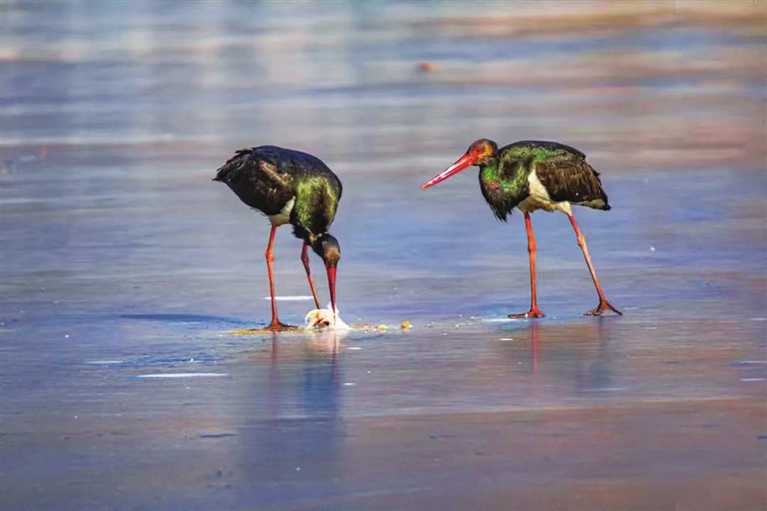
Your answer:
214,145 -> 342,331
422,139 -> 621,318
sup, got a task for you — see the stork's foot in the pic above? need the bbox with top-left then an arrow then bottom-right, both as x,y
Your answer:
585,300 -> 622,316
267,321 -> 298,332
508,308 -> 545,319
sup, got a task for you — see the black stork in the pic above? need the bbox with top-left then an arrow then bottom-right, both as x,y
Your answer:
213,145 -> 342,331
421,139 -> 621,318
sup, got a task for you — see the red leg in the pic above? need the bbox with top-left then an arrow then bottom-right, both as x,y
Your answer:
301,242 -> 321,309
264,226 -> 296,331
510,212 -> 545,319
567,213 -> 622,316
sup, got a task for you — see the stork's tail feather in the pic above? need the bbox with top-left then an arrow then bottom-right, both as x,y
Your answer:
599,189 -> 612,210
212,165 -> 230,182
213,148 -> 252,183
583,195 -> 611,211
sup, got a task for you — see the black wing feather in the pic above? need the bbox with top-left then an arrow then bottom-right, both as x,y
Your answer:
535,158 -> 610,210
212,147 -> 295,216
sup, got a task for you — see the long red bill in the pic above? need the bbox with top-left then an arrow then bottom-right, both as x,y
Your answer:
420,152 -> 475,190
326,265 -> 337,318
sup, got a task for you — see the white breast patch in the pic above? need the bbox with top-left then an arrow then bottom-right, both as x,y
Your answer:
519,170 -> 571,214
269,197 -> 295,226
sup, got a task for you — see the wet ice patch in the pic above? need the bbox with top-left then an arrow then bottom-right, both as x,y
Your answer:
199,432 -> 237,439
587,386 -> 628,392
135,373 -> 229,379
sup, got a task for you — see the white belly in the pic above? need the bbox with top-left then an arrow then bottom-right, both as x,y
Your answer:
518,170 -> 572,214
269,197 -> 295,226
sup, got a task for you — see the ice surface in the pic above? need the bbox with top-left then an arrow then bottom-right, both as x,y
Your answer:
1,2 -> 765,510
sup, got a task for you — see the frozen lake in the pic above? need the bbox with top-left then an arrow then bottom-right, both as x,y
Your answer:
1,2 -> 765,510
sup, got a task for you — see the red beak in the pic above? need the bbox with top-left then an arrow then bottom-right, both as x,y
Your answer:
326,265 -> 337,317
421,152 -> 476,190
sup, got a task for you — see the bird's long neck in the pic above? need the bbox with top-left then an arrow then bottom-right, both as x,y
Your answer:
479,157 -> 529,201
